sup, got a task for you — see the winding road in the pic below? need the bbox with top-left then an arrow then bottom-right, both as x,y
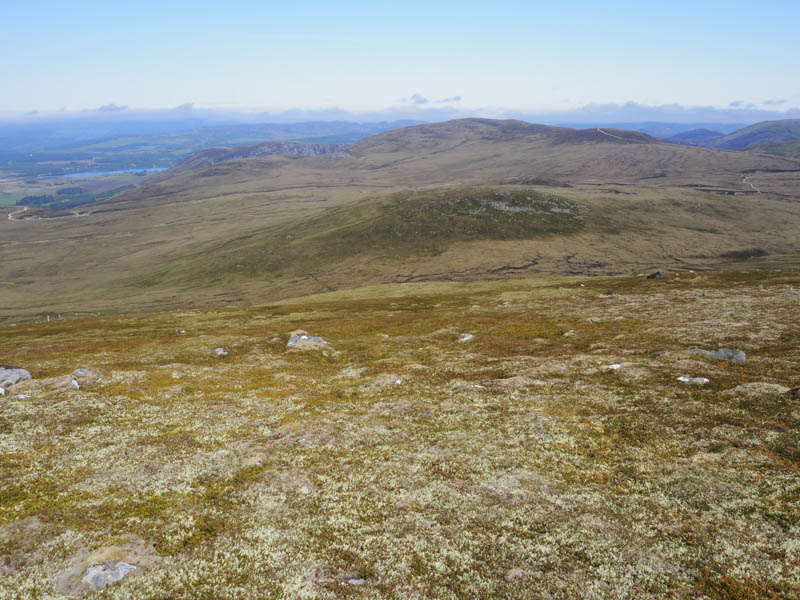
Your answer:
7,206 -> 28,220
742,175 -> 761,194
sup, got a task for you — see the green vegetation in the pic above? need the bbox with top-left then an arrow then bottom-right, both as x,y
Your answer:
1,269 -> 798,598
16,184 -> 137,211
2,118 -> 799,320
748,140 -> 800,158
56,187 -> 86,196
0,191 -> 18,205
713,118 -> 800,151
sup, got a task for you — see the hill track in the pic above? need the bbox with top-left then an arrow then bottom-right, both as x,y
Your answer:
596,128 -> 647,143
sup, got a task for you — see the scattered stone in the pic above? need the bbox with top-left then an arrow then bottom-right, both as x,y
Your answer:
378,333 -> 390,339
562,330 -> 578,337
786,387 -> 800,400
68,379 -> 81,390
647,271 -> 664,279
677,376 -> 710,385
343,577 -> 368,585
458,333 -> 475,343
588,318 -> 599,324
601,291 -> 619,297
0,387 -> 4,396
604,363 -> 621,370
0,366 -> 32,390
55,540 -> 161,597
82,561 -> 138,590
651,351 -> 664,357
176,329 -> 186,335
366,373 -> 403,392
688,348 -> 746,364
286,330 -> 331,352
211,347 -> 228,357
72,368 -> 103,387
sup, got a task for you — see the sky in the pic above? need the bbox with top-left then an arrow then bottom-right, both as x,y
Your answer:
2,0 -> 799,121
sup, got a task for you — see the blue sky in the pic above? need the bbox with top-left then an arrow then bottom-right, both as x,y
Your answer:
2,0 -> 799,116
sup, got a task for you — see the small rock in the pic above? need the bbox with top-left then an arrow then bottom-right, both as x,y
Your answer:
176,329 -> 186,335
458,333 -> 475,343
286,330 -> 330,352
0,387 -> 4,396
677,376 -> 710,385
343,578 -> 368,586
601,291 -> 619,297
68,379 -> 81,390
366,373 -> 404,392
562,330 -> 577,337
604,363 -> 621,371
588,318 -> 599,324
81,561 -> 138,590
211,347 -> 228,357
647,271 -> 664,279
688,348 -> 746,364
72,368 -> 103,386
0,366 -> 32,390
786,387 -> 800,400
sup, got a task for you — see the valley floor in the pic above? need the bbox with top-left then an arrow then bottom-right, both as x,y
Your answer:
1,270 -> 799,599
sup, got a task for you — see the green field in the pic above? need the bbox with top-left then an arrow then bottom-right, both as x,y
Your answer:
0,191 -> 18,205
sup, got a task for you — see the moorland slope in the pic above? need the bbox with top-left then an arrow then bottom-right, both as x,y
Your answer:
1,118 -> 799,320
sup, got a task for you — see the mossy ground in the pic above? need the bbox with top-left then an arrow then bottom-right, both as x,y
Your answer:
1,270 -> 799,598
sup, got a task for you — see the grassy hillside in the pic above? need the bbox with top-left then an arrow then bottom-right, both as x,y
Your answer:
712,119 -> 800,151
747,140 -> 800,158
664,128 -> 724,147
1,269 -> 799,598
1,118 -> 799,321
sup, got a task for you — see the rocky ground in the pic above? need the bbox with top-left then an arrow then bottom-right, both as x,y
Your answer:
1,269 -> 799,599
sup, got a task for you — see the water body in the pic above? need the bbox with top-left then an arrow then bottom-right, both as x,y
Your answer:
53,167 -> 167,179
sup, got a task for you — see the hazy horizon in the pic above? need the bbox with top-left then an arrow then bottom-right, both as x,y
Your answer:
3,0 -> 799,124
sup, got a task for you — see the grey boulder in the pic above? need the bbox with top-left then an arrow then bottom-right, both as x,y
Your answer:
688,348 -> 746,364
286,330 -> 331,352
81,561 -> 138,590
72,368 -> 103,386
0,366 -> 32,390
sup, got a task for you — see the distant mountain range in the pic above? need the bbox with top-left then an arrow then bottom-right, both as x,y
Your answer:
664,119 -> 800,157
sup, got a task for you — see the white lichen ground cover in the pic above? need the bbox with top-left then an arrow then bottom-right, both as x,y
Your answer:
1,270 -> 799,599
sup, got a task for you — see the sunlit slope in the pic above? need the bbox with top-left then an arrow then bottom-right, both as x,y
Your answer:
1,119 -> 799,320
